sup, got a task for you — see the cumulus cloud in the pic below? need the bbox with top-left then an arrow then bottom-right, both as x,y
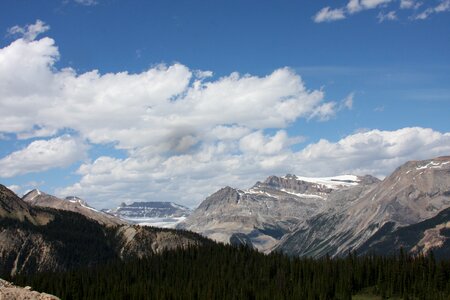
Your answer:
314,7 -> 346,23
7,20 -> 50,41
2,28 -> 449,209
58,127 -> 450,208
294,127 -> 450,178
0,135 -> 87,178
0,34 -> 335,150
0,31 -> 344,206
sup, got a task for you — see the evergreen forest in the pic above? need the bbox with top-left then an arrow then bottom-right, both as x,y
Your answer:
11,243 -> 450,300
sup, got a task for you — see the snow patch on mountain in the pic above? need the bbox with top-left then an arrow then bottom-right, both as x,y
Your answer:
283,174 -> 360,189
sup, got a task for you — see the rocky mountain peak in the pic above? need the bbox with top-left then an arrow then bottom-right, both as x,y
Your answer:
22,189 -> 125,227
0,185 -> 52,225
197,186 -> 240,211
65,196 -> 89,207
256,175 -> 334,195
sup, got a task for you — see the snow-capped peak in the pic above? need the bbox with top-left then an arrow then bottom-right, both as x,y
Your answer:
281,174 -> 360,189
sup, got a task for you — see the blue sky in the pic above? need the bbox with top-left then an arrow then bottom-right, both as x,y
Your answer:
0,0 -> 449,208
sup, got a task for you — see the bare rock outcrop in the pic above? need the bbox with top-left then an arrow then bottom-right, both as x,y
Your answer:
0,278 -> 59,300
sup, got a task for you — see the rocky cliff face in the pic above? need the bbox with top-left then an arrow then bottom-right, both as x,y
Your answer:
22,190 -> 125,227
277,156 -> 450,257
0,185 -> 210,277
179,174 -> 376,252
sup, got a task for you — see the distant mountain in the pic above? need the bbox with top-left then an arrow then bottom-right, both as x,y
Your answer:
277,156 -> 450,257
22,189 -> 125,227
111,201 -> 191,218
179,174 -> 379,252
107,201 -> 192,228
0,185 -> 210,277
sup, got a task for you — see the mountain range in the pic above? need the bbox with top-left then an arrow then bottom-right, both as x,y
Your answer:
105,201 -> 192,228
180,156 -> 450,257
1,156 -> 449,278
0,185 -> 209,277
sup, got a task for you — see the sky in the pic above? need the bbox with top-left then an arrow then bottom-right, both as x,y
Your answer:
0,0 -> 449,209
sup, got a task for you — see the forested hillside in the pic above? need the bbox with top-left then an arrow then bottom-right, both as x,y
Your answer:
12,244 -> 450,300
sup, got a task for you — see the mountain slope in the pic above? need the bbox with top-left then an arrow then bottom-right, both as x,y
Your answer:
179,174 -> 378,252
357,206 -> 450,258
22,189 -> 125,227
0,185 -> 210,277
277,156 -> 450,257
0,185 -> 52,226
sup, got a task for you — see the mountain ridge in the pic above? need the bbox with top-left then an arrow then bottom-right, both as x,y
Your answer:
179,173 -> 378,252
276,156 -> 450,257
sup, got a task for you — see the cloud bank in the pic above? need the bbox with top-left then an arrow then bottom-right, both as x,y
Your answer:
1,21 -> 450,208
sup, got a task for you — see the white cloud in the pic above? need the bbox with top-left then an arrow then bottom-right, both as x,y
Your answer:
239,130 -> 303,155
400,0 -> 421,9
378,10 -> 398,22
314,0 -> 447,22
347,0 -> 393,13
7,20 -> 50,41
0,32 -> 341,204
414,0 -> 450,19
2,28 -> 449,209
0,135 -> 87,178
313,7 -> 346,23
0,34 -> 335,151
74,0 -> 98,6
295,127 -> 450,178
57,127 -> 450,208
341,93 -> 354,110
314,0 -> 394,22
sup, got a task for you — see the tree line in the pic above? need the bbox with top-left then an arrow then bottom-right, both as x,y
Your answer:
12,243 -> 450,300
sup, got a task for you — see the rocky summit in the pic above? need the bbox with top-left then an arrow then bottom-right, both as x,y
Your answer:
22,190 -> 125,227
181,156 -> 450,257
276,156 -> 450,257
179,173 -> 379,252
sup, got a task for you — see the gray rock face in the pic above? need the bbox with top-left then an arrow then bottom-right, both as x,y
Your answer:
111,201 -> 191,219
277,156 -> 450,257
179,174 -> 372,252
22,190 -> 125,227
357,206 -> 450,258
0,278 -> 60,300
